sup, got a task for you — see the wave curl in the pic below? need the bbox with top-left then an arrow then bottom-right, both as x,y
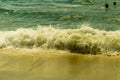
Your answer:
0,24 -> 120,54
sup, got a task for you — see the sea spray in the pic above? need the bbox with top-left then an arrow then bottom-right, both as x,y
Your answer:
0,25 -> 120,54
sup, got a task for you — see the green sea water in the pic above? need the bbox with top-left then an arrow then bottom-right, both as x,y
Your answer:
0,0 -> 120,30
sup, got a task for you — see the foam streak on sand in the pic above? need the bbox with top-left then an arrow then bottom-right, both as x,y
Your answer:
0,24 -> 120,54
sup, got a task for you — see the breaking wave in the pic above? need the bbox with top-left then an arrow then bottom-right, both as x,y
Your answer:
0,24 -> 120,54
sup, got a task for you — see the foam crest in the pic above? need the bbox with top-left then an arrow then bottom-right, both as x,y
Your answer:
0,25 -> 120,54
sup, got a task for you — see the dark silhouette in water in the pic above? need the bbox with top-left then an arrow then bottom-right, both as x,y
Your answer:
113,2 -> 116,8
105,3 -> 109,13
105,3 -> 109,9
113,2 -> 116,6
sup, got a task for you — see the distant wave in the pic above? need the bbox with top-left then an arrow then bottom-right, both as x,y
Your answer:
0,24 -> 120,54
0,6 -> 60,16
0,8 -> 15,13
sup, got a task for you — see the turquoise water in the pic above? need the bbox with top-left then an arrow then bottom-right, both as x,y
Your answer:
0,0 -> 120,30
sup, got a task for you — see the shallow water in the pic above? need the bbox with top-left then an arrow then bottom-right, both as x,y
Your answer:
0,53 -> 120,80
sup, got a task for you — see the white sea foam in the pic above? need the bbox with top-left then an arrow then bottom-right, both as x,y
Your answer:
0,24 -> 120,54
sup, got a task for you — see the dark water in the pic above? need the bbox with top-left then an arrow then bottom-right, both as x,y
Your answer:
0,0 -> 120,30
0,54 -> 120,80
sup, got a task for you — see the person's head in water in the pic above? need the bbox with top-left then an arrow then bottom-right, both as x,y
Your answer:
113,2 -> 116,5
105,3 -> 109,9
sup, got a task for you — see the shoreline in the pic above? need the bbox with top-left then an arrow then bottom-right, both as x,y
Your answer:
0,48 -> 120,57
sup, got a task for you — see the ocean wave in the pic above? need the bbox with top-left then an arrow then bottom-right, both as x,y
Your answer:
0,24 -> 120,54
0,8 -> 15,13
